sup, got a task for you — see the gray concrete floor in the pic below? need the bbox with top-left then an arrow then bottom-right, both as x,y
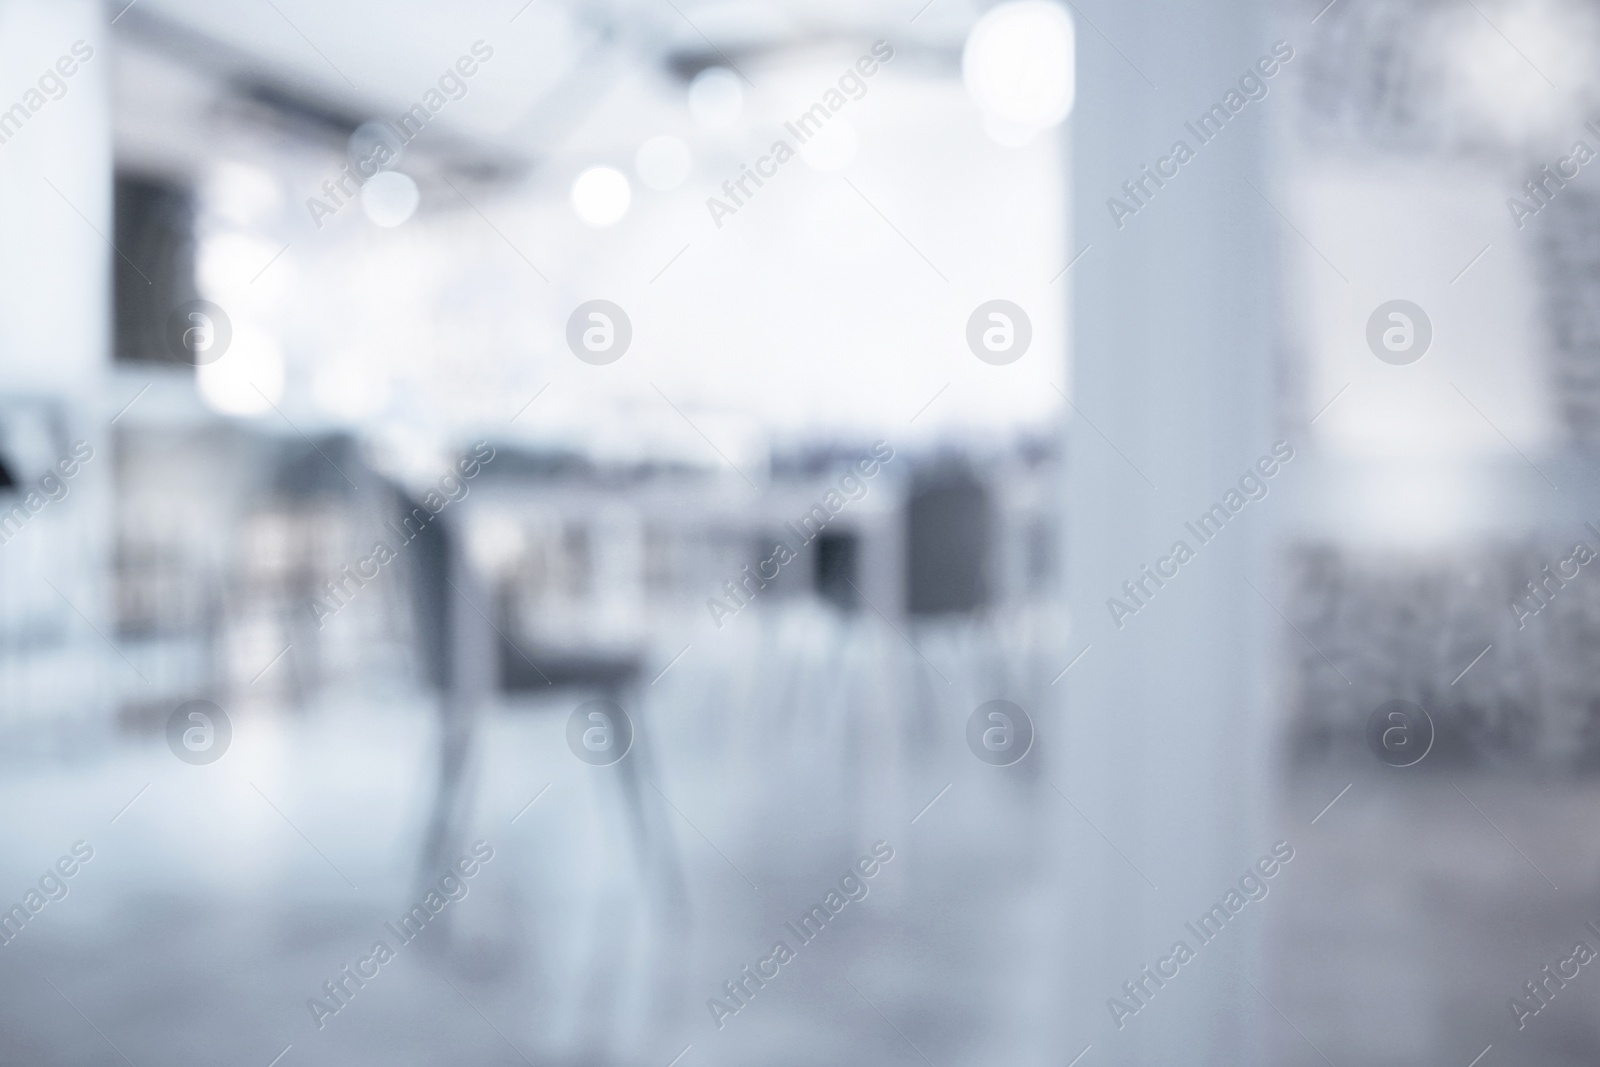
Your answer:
0,694 -> 1594,1067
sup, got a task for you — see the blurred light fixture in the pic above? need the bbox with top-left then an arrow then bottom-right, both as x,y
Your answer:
963,0 -> 1076,145
571,166 -> 632,226
636,135 -> 692,190
688,67 -> 743,129
197,333 -> 284,417
799,117 -> 858,171
360,171 -> 419,227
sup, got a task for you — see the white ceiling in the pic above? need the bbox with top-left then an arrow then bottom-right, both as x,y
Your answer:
123,0 -> 977,128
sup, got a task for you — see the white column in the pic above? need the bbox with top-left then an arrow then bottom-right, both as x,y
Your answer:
0,0 -> 114,729
0,0 -> 109,391
1061,0 -> 1276,1063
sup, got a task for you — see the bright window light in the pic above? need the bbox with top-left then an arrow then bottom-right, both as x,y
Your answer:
198,333 -> 284,417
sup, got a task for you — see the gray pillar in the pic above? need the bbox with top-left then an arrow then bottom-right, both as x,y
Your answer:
1062,1 -> 1275,1064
